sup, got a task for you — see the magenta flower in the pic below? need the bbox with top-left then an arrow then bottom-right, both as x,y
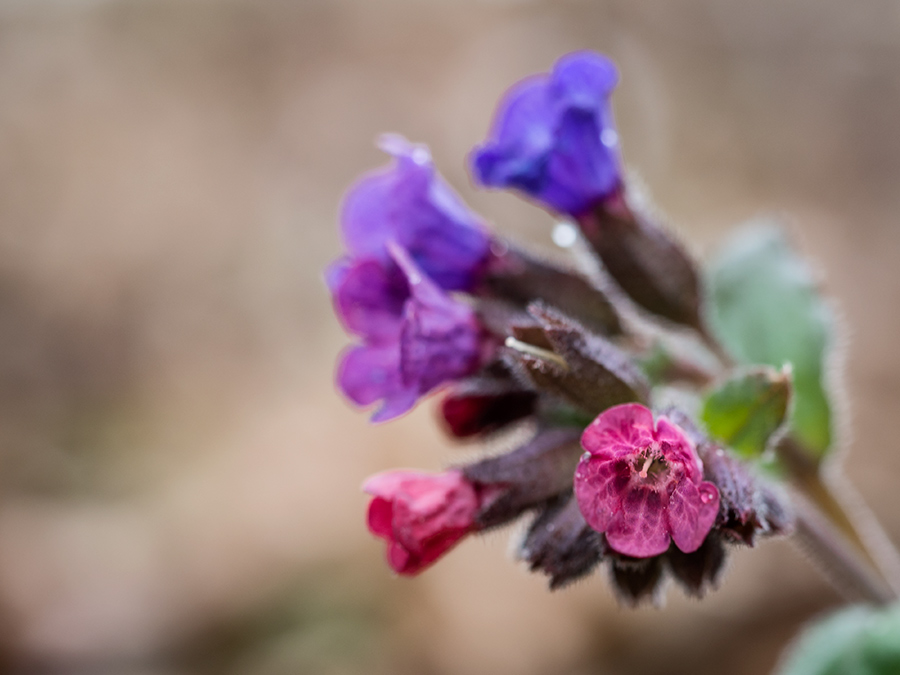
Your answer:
574,404 -> 720,558
342,134 -> 492,292
471,51 -> 622,217
328,244 -> 492,422
364,469 -> 480,575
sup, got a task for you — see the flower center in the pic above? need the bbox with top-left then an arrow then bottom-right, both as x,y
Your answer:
638,455 -> 653,478
633,446 -> 668,481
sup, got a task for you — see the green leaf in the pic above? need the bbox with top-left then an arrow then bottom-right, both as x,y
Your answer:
776,604 -> 900,675
701,366 -> 791,459
707,223 -> 834,457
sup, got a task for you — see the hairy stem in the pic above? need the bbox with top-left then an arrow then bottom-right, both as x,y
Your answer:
778,436 -> 900,602
791,494 -> 896,604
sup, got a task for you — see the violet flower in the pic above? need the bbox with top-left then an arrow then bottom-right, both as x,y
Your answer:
342,134 -> 492,292
364,469 -> 481,575
471,51 -> 622,217
574,403 -> 720,558
328,244 -> 492,422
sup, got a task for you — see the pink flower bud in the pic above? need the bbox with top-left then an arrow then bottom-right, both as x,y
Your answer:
363,469 -> 479,575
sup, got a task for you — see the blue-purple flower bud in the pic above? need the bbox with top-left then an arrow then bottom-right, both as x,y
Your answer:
471,51 -> 622,217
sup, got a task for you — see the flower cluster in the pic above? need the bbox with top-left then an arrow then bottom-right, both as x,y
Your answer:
328,51 -> 794,602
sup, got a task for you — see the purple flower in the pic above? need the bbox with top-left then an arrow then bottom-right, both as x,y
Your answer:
328,244 -> 492,422
341,135 -> 492,292
574,404 -> 720,558
471,51 -> 622,217
326,256 -> 408,342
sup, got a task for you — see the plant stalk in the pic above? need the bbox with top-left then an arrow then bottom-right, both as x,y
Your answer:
777,436 -> 900,602
791,493 -> 896,605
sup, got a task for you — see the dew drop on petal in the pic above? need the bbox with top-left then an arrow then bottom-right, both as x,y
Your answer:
552,222 -> 578,248
600,128 -> 618,148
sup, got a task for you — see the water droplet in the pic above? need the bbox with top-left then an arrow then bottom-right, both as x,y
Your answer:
700,491 -> 712,504
411,147 -> 430,165
601,128 -> 618,148
552,222 -> 578,248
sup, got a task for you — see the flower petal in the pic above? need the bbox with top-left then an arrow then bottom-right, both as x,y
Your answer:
362,470 -> 417,498
390,244 -> 486,394
328,257 -> 407,342
387,541 -> 413,574
604,486 -> 671,557
337,344 -> 417,421
391,470 -> 479,543
342,137 -> 490,292
550,51 -> 619,106
471,76 -> 553,190
667,480 -> 720,554
370,389 -> 419,423
654,416 -> 703,482
366,496 -> 395,539
541,107 -> 618,216
341,166 -> 396,261
574,454 -> 629,534
581,403 -> 656,457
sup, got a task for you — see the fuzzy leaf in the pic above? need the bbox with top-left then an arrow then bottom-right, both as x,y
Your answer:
702,367 -> 791,459
776,604 -> 900,675
707,223 -> 834,458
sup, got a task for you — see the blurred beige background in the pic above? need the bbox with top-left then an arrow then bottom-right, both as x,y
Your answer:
0,0 -> 898,673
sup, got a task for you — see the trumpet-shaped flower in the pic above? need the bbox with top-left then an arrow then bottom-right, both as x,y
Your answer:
342,134 -> 491,292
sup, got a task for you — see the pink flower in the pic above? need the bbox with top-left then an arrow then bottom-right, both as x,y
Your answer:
574,403 -> 720,558
363,469 -> 479,575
